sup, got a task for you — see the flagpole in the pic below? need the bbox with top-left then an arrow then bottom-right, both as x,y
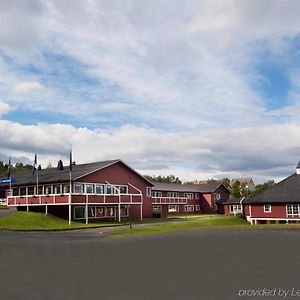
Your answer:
68,148 -> 72,225
8,156 -> 12,196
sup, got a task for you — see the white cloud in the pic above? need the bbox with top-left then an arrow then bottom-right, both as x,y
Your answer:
0,102 -> 10,116
14,81 -> 44,93
1,120 -> 300,183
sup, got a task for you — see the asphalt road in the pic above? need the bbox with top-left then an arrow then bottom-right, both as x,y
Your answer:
1,228 -> 300,300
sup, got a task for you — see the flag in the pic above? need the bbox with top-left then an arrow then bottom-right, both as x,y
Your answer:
32,153 -> 37,175
7,156 -> 11,179
69,149 -> 73,172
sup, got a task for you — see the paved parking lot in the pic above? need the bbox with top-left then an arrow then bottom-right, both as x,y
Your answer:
1,228 -> 300,300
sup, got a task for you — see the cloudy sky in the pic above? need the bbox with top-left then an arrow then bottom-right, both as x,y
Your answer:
1,0 -> 300,183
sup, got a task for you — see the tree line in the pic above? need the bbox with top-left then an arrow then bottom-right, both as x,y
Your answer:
0,161 -> 32,177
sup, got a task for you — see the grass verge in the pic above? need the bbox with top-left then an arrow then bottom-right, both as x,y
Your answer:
0,205 -> 8,210
0,211 -> 125,231
111,216 -> 250,237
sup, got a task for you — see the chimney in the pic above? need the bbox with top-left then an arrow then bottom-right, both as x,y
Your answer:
296,161 -> 300,175
57,160 -> 64,171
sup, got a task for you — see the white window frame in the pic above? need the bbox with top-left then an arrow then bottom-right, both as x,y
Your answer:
230,205 -> 242,213
195,193 -> 199,199
168,205 -> 179,212
214,193 -> 221,201
286,204 -> 300,216
264,204 -> 271,213
184,193 -> 193,199
146,187 -> 152,197
167,192 -> 179,198
184,205 -> 194,212
74,183 -> 84,194
153,205 -> 162,211
195,205 -> 200,211
152,191 -> 162,197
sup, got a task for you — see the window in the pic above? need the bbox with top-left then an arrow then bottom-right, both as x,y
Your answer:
195,193 -> 199,199
106,207 -> 115,217
184,193 -> 193,199
287,205 -> 293,215
74,207 -> 85,219
146,187 -> 152,197
264,204 -> 271,213
119,186 -> 128,194
63,184 -> 70,193
12,188 -> 20,196
88,207 -> 95,217
230,205 -> 242,213
86,184 -> 94,194
167,192 -> 179,198
120,207 -> 128,216
20,187 -> 27,196
106,185 -> 113,194
168,205 -> 179,212
95,184 -> 104,194
152,191 -> 162,197
184,205 -> 194,212
45,185 -> 52,195
74,183 -> 84,194
214,193 -> 221,201
54,185 -> 62,194
293,205 -> 299,215
195,205 -> 200,211
38,186 -> 44,195
96,207 -> 104,217
114,185 -> 128,194
153,205 -> 162,212
27,186 -> 34,195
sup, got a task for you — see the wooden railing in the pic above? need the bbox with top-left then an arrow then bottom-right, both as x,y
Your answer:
7,193 -> 143,206
151,197 -> 187,204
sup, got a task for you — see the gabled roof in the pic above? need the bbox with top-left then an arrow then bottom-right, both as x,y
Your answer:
2,159 -> 153,187
152,182 -> 227,193
217,197 -> 242,205
231,177 -> 255,185
245,173 -> 300,204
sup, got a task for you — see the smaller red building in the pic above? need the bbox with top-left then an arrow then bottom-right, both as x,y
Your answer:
151,182 -> 230,218
244,161 -> 300,225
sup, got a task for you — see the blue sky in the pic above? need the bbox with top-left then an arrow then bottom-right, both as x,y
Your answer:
1,0 -> 300,183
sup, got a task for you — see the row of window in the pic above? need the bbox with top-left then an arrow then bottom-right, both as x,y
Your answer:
11,183 -> 128,196
151,191 -> 201,199
287,205 -> 300,215
74,206 -> 128,219
74,183 -> 128,195
152,205 -> 201,213
12,184 -> 70,196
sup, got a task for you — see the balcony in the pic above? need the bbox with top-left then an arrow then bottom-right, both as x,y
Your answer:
151,196 -> 187,205
7,193 -> 143,206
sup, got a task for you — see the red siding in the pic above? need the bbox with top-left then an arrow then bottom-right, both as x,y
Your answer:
77,161 -> 153,219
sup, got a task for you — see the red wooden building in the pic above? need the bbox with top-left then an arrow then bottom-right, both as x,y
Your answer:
0,159 -> 230,223
243,162 -> 300,225
151,182 -> 230,217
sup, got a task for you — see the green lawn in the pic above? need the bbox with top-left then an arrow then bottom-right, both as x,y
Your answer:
0,211 -> 125,231
167,214 -> 221,220
0,205 -> 8,210
111,216 -> 250,237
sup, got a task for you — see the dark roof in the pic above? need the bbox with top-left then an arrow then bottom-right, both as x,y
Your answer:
246,173 -> 300,204
1,159 -> 153,187
152,182 -> 226,193
217,197 -> 242,205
